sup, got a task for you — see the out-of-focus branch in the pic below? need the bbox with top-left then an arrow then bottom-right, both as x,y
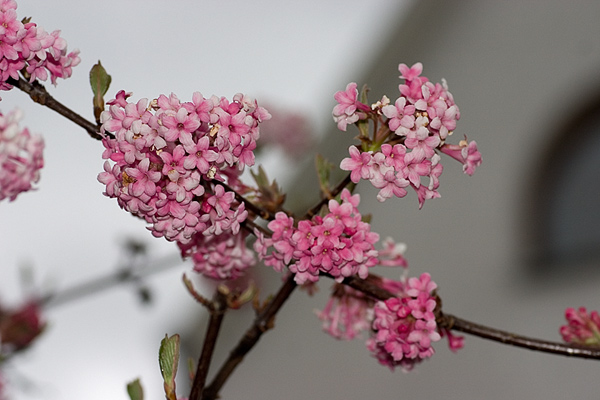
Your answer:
41,252 -> 184,309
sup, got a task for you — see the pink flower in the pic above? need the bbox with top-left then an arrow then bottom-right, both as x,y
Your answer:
399,62 -> 423,82
182,136 -> 219,174
439,139 -> 482,176
160,106 -> 200,146
332,82 -> 369,131
560,307 -> 600,346
382,97 -> 415,135
371,169 -> 409,202
340,145 -> 373,183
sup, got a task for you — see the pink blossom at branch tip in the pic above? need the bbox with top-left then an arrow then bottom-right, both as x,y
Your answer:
367,273 -> 440,371
0,3 -> 79,91
332,82 -> 369,131
560,307 -> 600,346
0,108 -> 44,201
334,62 -> 480,208
439,139 -> 482,176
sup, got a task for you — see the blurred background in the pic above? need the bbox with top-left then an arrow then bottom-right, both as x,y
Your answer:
1,0 -> 600,399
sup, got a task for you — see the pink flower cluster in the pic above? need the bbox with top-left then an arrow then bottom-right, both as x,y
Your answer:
560,307 -> 600,346
0,108 -> 43,201
98,90 -> 270,279
336,62 -> 482,207
367,273 -> 442,371
0,0 -> 80,91
254,189 -> 379,284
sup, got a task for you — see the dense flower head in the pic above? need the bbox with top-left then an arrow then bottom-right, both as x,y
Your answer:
0,108 -> 43,201
99,90 -> 270,279
367,273 -> 443,371
0,0 -> 79,92
336,62 -> 482,208
560,307 -> 600,346
254,189 -> 379,284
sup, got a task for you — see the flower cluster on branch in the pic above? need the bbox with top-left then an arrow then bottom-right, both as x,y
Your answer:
336,63 -> 482,207
98,90 -> 270,279
0,0 -> 79,92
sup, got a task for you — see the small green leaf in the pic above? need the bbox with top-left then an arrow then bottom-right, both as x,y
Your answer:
159,334 -> 180,400
126,378 -> 144,400
315,154 -> 334,197
89,61 -> 112,124
250,165 -> 269,187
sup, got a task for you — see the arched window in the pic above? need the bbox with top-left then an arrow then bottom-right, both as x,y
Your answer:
526,93 -> 600,280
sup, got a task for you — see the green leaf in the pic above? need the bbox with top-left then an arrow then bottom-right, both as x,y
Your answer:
89,61 -> 112,124
159,334 -> 180,400
315,154 -> 334,197
250,165 -> 270,187
126,378 -> 144,400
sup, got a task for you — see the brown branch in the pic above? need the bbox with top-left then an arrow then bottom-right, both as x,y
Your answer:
340,272 -> 600,360
7,76 -> 103,140
201,275 -> 297,400
438,313 -> 600,360
189,291 -> 228,400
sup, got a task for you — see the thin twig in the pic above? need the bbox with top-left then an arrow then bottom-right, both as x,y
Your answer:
438,313 -> 600,360
41,252 -> 184,309
7,76 -> 103,140
201,275 -> 297,400
189,291 -> 228,400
